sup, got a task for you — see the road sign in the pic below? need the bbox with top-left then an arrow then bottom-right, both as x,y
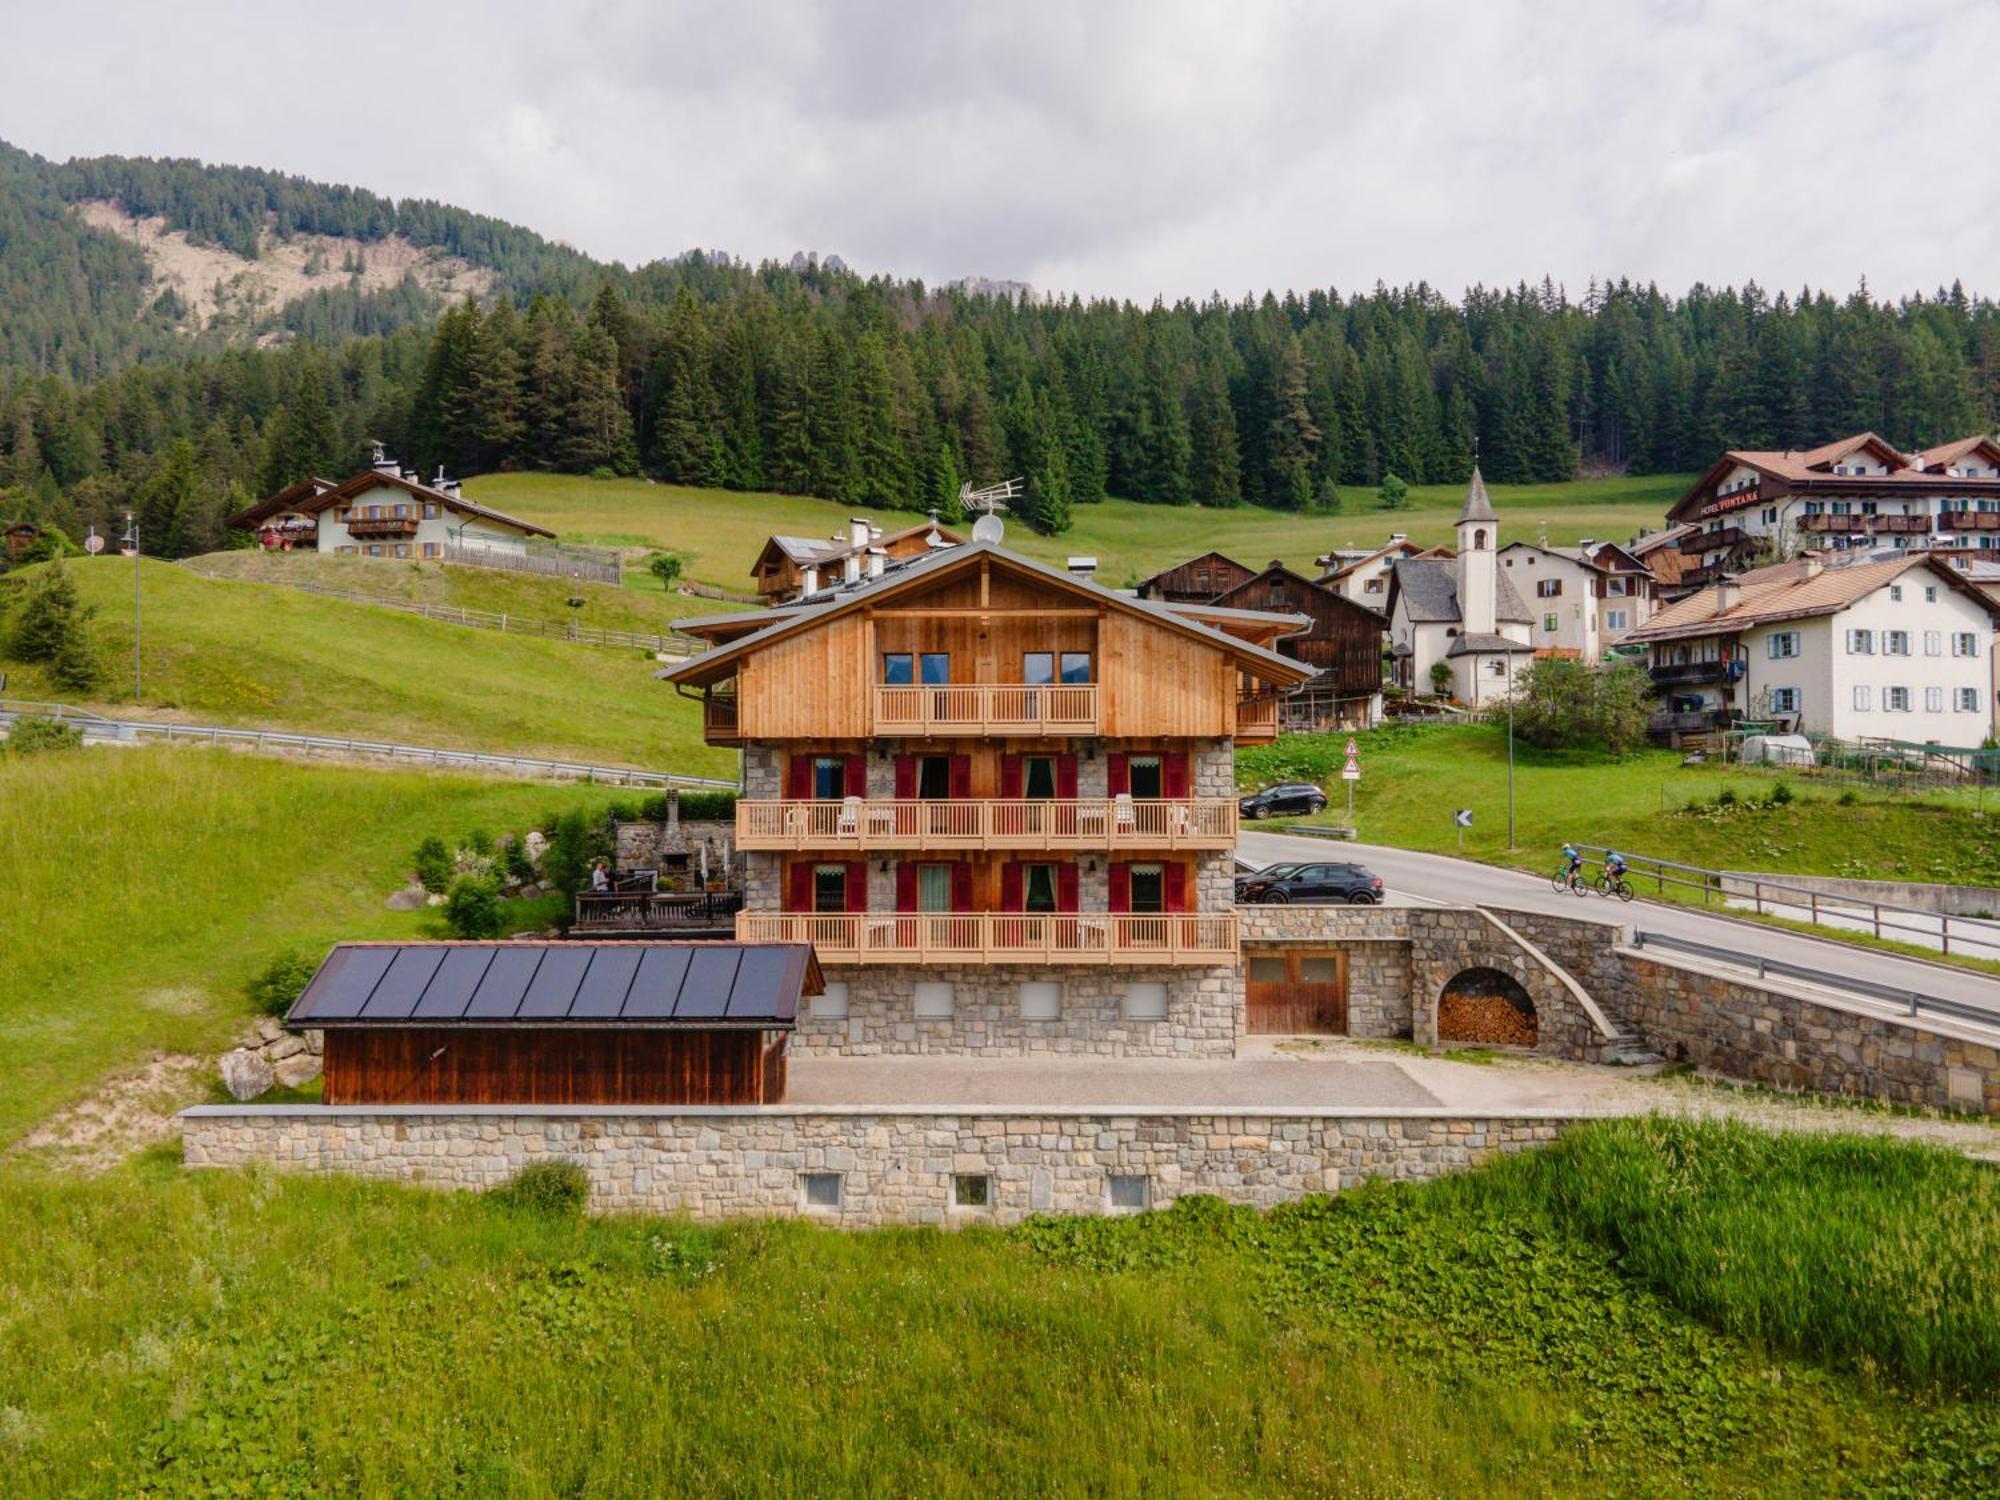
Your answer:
83,531 -> 104,554
1344,738 -> 1358,757
1341,752 -> 1361,782
1454,809 -> 1473,828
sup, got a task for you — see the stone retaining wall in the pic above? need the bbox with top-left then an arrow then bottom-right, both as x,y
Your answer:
1614,951 -> 2000,1116
181,1106 -> 1582,1225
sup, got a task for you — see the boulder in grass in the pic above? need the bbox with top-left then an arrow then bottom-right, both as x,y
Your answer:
273,1053 -> 322,1090
385,886 -> 427,912
219,1048 -> 274,1101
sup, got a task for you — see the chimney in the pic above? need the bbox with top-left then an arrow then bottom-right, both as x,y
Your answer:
802,564 -> 820,596
371,443 -> 398,474
1712,576 -> 1740,616
1799,551 -> 1824,579
844,552 -> 862,585
868,524 -> 883,543
433,465 -> 449,490
849,517 -> 870,549
1066,556 -> 1098,582
1389,533 -> 1407,544
867,548 -> 885,579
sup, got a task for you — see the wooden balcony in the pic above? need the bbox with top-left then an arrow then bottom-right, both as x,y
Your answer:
736,798 -> 1238,852
572,890 -> 744,934
737,910 -> 1239,965
1797,514 -> 1861,533
1677,526 -> 1744,554
1235,696 -> 1281,742
1942,511 -> 2000,531
703,694 -> 741,742
873,683 -> 1098,735
345,514 -> 420,539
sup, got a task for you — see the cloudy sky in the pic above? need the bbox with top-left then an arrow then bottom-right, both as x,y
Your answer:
6,0 -> 1994,302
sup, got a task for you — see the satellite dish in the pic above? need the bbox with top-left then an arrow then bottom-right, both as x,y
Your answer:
83,531 -> 105,555
959,476 -> 1022,546
971,513 -> 1005,544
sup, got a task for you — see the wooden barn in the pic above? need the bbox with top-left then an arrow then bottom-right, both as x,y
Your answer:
286,941 -> 818,1106
1203,561 -> 1386,730
1134,551 -> 1257,603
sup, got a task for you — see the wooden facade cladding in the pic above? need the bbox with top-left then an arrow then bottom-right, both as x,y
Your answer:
737,911 -> 1238,965
1210,566 -> 1384,699
320,1027 -> 789,1106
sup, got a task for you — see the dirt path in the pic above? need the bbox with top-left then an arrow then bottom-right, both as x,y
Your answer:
8,1053 -> 214,1172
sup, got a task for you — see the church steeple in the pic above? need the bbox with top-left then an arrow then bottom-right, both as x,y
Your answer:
1454,466 -> 1498,635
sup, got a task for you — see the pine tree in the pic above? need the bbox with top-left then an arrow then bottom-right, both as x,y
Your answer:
11,559 -> 99,685
1187,359 -> 1242,505
804,327 -> 859,502
137,439 -> 203,559
647,291 -> 721,484
1262,335 -> 1320,510
924,440 -> 961,517
713,316 -> 765,491
853,333 -> 915,508
260,357 -> 340,493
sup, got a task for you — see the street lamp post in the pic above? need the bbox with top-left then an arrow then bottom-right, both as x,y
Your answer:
1506,678 -> 1517,850
121,512 -> 141,703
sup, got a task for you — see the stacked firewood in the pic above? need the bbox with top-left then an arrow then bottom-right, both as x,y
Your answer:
1438,992 -> 1538,1048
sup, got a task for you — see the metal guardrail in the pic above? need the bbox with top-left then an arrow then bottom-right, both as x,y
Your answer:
0,700 -> 739,791
176,562 -> 704,656
1573,844 -> 2000,963
1629,930 -> 1999,1030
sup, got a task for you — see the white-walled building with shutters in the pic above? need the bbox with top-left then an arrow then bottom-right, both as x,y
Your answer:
1623,553 -> 2000,742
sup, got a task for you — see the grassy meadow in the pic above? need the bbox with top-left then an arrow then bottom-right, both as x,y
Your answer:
467,470 -> 1691,593
0,558 -> 728,773
0,1118 -> 1992,1495
182,549 -> 712,636
0,747 -> 625,1145
1241,721 -> 2000,888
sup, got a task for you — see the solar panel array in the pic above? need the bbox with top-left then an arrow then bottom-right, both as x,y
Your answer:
289,943 -> 809,1028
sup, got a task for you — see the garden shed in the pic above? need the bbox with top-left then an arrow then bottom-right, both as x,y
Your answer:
287,941 -> 816,1106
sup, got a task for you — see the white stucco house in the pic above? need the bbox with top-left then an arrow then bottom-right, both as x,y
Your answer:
1624,553 -> 2000,742
1498,538 -> 1660,660
1315,534 -> 1436,606
230,450 -> 554,562
1383,471 -> 1533,705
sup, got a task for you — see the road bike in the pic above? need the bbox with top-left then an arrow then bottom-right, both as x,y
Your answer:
1594,869 -> 1636,902
1550,865 -> 1586,896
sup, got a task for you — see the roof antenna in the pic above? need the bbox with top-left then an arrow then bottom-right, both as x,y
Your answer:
959,477 -> 1022,544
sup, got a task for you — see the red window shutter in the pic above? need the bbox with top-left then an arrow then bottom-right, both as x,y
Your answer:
1109,863 -> 1130,913
1165,863 -> 1188,913
1106,752 -> 1129,797
895,862 -> 917,912
786,756 -> 812,800
845,861 -> 868,912
788,862 -> 812,912
948,754 -> 971,799
1000,754 -> 1023,798
844,754 -> 867,798
951,862 -> 973,912
1057,753 -> 1078,799
893,755 -> 916,799
1164,752 -> 1191,799
1057,862 -> 1079,913
1000,861 -> 1024,912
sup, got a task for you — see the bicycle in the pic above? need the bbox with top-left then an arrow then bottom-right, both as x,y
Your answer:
1594,869 -> 1635,902
1550,864 -> 1586,896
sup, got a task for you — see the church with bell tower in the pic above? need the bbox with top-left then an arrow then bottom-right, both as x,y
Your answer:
1383,468 -> 1535,705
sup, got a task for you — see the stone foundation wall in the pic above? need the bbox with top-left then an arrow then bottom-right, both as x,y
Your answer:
796,965 -> 1240,1056
1614,952 -> 2000,1116
1404,907 -> 1612,1060
611,820 -> 736,884
182,1107 -> 1582,1226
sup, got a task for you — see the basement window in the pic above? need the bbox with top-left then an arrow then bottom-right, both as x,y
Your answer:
800,1173 -> 843,1210
810,981 -> 849,1021
952,1174 -> 992,1210
1107,1175 -> 1151,1213
1122,982 -> 1168,1022
914,982 -> 955,1020
1018,980 -> 1062,1021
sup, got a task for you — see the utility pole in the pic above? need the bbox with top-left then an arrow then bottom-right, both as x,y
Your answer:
1506,688 -> 1517,850
122,512 -> 141,702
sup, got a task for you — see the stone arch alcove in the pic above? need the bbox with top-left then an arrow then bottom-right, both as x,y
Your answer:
1437,966 -> 1539,1047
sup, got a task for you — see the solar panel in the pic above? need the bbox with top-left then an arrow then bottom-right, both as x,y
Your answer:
728,947 -> 801,1022
290,945 -> 396,1022
675,947 -> 742,1019
625,947 -> 694,1020
412,947 -> 497,1020
570,946 -> 643,1019
359,947 -> 447,1020
517,946 -> 592,1019
462,947 -> 543,1019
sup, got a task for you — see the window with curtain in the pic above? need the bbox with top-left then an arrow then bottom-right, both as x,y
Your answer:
917,864 -> 953,912
1024,864 -> 1057,913
1128,865 -> 1165,914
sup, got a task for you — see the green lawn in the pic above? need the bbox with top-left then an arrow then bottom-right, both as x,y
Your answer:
181,549 -> 710,636
0,747 -> 625,1145
469,470 -> 1691,593
1241,722 -> 2000,887
1,1119 -> 1991,1495
0,558 -> 727,773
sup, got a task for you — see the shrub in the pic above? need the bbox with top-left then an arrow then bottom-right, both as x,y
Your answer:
1427,660 -> 1453,697
648,552 -> 685,591
412,835 -> 454,894
467,828 -> 496,857
503,838 -> 537,883
247,949 -> 320,1018
442,876 -> 504,939
489,1159 -> 590,1217
1510,658 -> 1654,756
1377,472 -> 1409,511
1766,780 -> 1795,807
679,791 -> 739,821
604,799 -> 641,824
1838,788 -> 1861,807
542,809 -> 606,899
4,716 -> 83,755
1716,787 -> 1738,807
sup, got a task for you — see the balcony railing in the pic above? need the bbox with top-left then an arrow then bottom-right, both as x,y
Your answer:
873,683 -> 1098,735
1942,511 -> 2000,531
703,695 -> 740,741
1235,697 -> 1281,741
737,798 -> 1238,851
345,515 -> 421,539
1677,526 -> 1745,554
573,890 -> 745,932
737,910 -> 1239,965
1648,659 -> 1740,686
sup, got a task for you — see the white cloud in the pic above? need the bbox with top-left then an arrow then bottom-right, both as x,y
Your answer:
2,0 -> 1993,301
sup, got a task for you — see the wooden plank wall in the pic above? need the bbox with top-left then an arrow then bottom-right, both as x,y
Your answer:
1099,612 -> 1229,737
740,612 -> 870,738
322,1028 -> 788,1106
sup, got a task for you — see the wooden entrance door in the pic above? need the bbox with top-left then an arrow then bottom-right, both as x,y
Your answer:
1246,950 -> 1349,1034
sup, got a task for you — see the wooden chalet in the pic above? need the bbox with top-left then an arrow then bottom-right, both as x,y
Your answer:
226,476 -> 338,549
752,516 -> 964,603
1207,561 -> 1386,729
288,941 -> 817,1105
4,522 -> 43,561
1134,551 -> 1257,603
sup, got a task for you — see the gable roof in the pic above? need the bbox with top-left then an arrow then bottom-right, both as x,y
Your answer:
227,476 -> 338,530
1623,554 -> 2000,645
665,541 -> 1316,690
1386,557 -> 1532,625
1669,433 -> 2000,522
1314,537 -> 1427,582
1136,550 -> 1255,593
299,468 -> 556,539
752,520 -> 965,579
1911,435 -> 2000,472
1210,562 -> 1387,626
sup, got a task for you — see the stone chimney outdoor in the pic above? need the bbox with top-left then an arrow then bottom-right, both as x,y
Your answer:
849,517 -> 870,549
844,552 -> 862,585
1713,577 -> 1740,616
1799,552 -> 1825,579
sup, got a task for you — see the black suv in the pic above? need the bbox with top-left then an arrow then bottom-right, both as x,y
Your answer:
1236,861 -> 1383,905
1238,782 -> 1328,820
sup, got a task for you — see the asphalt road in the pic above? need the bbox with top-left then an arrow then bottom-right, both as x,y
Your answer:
1239,830 -> 2000,1029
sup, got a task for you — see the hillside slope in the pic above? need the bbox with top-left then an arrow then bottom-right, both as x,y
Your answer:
0,559 -> 723,773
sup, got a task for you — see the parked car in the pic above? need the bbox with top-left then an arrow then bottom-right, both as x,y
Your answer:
1236,861 -> 1383,905
1233,861 -> 1308,901
1238,782 -> 1327,820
